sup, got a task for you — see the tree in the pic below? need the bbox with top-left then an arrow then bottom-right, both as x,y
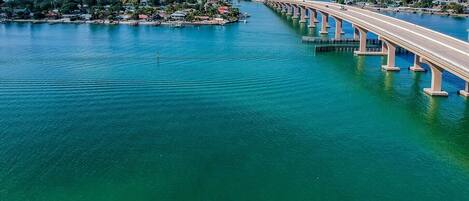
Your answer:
448,2 -> 464,14
83,0 -> 97,6
414,0 -> 432,8
34,0 -> 54,12
401,0 -> 413,6
150,0 -> 160,6
60,0 -> 80,13
96,0 -> 108,6
109,0 -> 122,12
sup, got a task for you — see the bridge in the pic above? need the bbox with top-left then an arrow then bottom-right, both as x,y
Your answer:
265,0 -> 469,97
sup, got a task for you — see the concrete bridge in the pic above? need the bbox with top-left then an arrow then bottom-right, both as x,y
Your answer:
265,0 -> 469,97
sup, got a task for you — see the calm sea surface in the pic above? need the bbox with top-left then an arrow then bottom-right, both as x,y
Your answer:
1,2 -> 469,201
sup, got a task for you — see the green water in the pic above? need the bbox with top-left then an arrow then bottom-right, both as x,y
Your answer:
1,2 -> 469,201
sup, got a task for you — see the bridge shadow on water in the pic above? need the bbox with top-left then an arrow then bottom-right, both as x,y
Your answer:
266,5 -> 469,173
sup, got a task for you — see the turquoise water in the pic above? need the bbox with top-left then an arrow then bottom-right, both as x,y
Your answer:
1,2 -> 469,201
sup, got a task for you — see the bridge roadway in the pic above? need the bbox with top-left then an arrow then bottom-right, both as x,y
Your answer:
266,0 -> 469,97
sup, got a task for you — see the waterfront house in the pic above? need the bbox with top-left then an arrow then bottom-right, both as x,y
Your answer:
80,14 -> 92,20
218,6 -> 230,14
13,8 -> 30,18
118,14 -> 132,20
139,14 -> 149,20
170,11 -> 187,20
158,12 -> 168,20
45,11 -> 59,19
61,14 -> 81,21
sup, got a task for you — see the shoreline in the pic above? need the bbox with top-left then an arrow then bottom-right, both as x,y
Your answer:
0,19 -> 240,26
359,6 -> 469,17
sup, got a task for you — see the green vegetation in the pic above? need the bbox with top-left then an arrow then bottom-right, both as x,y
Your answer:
0,0 -> 241,22
352,0 -> 467,14
443,2 -> 465,14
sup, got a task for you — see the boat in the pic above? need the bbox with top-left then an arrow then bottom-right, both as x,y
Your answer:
172,21 -> 184,28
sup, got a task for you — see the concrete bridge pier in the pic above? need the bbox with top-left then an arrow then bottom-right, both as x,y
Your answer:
353,26 -> 368,55
285,4 -> 293,16
410,54 -> 425,72
353,26 -> 359,40
381,39 -> 387,54
292,5 -> 299,19
271,3 -> 277,11
422,59 -> 448,96
319,11 -> 329,34
325,15 -> 330,28
459,82 -> 469,97
332,16 -> 342,40
380,38 -> 400,71
283,3 -> 289,14
283,3 -> 289,13
275,3 -> 282,12
308,9 -> 316,28
299,6 -> 306,23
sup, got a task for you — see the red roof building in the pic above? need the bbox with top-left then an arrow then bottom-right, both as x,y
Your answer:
218,6 -> 229,14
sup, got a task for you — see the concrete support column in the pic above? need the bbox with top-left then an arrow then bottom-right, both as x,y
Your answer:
422,59 -> 448,96
325,14 -> 330,28
292,5 -> 299,19
380,38 -> 400,71
319,11 -> 329,34
459,81 -> 469,97
353,26 -> 359,40
332,16 -> 342,40
299,7 -> 306,23
286,4 -> 292,16
353,26 -> 367,54
308,8 -> 316,28
381,40 -> 388,54
410,54 -> 425,72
